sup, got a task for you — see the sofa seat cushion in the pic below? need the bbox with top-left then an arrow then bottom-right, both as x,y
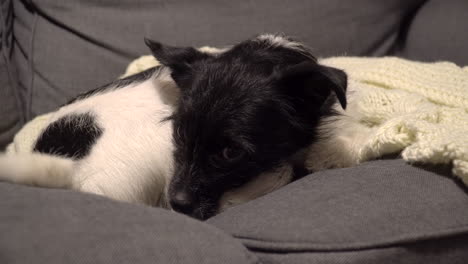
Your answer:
208,159 -> 468,263
0,182 -> 257,264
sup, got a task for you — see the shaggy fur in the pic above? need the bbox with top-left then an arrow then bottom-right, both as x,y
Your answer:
146,33 -> 347,219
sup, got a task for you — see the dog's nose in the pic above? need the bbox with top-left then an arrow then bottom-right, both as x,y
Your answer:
170,192 -> 194,215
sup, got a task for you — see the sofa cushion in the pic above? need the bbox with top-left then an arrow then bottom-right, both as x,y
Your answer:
0,182 -> 257,264
12,0 -> 424,117
208,159 -> 468,263
398,0 -> 468,65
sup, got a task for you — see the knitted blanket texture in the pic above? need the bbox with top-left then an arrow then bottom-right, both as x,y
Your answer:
319,57 -> 468,184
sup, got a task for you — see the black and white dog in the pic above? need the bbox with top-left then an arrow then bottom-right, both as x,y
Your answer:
0,34 -> 347,220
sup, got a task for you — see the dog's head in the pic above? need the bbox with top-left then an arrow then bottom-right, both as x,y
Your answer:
146,34 -> 347,219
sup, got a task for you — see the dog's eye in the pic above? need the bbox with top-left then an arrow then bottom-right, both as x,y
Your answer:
222,147 -> 244,162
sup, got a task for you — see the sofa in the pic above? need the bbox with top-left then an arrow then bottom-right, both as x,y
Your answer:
1,0 -> 468,263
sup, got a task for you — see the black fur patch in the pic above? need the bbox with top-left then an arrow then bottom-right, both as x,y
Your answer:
66,66 -> 160,105
34,113 -> 103,160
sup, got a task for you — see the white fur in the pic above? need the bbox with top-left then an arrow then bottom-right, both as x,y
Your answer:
0,68 -> 177,207
305,75 -> 374,171
0,153 -> 74,188
256,34 -> 305,51
218,164 -> 293,211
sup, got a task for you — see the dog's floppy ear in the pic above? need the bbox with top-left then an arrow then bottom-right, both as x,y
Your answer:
144,38 -> 208,89
277,61 -> 347,110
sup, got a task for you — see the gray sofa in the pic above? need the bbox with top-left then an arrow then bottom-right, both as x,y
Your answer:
1,0 -> 468,263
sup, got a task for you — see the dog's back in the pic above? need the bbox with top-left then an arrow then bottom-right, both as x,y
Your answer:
0,66 -> 177,206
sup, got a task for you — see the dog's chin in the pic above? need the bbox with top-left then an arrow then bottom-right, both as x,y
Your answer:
191,205 -> 219,220
217,164 -> 293,212
164,164 -> 293,220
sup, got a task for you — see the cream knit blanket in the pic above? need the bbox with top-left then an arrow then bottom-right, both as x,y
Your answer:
315,57 -> 468,184
7,54 -> 468,185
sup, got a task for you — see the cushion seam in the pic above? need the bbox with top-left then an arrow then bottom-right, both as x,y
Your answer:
232,224 -> 468,252
1,0 -> 25,125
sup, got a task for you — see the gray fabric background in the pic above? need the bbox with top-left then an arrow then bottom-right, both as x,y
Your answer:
0,0 -> 22,150
10,0 -> 427,117
254,236 -> 468,264
397,0 -> 468,65
0,182 -> 257,264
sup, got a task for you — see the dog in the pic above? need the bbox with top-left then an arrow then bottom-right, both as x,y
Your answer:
0,34 -> 347,220
145,33 -> 347,219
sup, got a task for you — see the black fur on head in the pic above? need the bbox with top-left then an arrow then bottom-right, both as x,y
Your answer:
145,34 -> 347,220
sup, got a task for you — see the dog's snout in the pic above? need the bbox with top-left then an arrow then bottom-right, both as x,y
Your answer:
170,192 -> 195,215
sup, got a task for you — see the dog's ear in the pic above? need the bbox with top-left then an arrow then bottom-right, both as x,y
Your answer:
277,61 -> 347,110
144,38 -> 208,89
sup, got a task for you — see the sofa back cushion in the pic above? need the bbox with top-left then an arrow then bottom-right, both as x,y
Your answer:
397,0 -> 468,64
0,0 -> 23,150
12,0 -> 424,116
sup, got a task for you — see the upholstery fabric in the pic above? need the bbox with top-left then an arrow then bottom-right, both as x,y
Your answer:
254,237 -> 468,264
397,0 -> 468,65
12,0 -> 425,117
0,0 -> 22,149
0,182 -> 257,264
208,159 -> 468,263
